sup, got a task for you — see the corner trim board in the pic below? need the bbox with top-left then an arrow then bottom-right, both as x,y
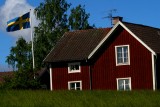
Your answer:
151,53 -> 156,91
50,66 -> 53,91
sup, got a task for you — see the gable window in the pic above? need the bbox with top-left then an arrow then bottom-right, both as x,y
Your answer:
68,81 -> 82,90
117,77 -> 131,91
68,62 -> 80,73
115,45 -> 130,66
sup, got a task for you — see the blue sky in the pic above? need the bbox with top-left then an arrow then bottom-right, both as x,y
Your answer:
0,0 -> 160,71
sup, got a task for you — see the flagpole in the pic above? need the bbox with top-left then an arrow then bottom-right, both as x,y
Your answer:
30,9 -> 35,72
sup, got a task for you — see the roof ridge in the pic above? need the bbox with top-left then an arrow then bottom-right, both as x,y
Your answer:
65,28 -> 111,34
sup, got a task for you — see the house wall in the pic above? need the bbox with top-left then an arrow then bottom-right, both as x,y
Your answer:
50,26 -> 153,90
51,62 -> 90,90
91,27 -> 153,90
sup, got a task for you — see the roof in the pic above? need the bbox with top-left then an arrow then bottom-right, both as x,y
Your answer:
123,22 -> 160,53
36,68 -> 48,78
44,21 -> 160,63
44,28 -> 111,62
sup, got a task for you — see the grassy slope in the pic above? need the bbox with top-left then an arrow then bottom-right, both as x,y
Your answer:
0,90 -> 160,107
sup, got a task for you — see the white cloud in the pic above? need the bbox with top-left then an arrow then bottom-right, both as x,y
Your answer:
0,0 -> 38,41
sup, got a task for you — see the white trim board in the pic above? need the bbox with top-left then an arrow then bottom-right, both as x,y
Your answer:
50,66 -> 53,91
151,53 -> 156,91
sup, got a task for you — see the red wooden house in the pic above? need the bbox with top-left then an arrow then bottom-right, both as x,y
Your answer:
44,19 -> 160,91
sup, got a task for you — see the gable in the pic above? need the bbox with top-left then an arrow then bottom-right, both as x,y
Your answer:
88,21 -> 159,59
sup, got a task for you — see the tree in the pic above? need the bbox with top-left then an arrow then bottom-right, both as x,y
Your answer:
5,37 -> 39,89
34,2 -> 95,69
34,0 -> 70,68
69,5 -> 93,30
5,1 -> 94,89
6,37 -> 32,71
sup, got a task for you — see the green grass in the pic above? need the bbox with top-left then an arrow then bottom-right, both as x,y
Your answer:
0,90 -> 160,107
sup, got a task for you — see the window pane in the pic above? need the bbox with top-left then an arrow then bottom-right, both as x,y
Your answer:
117,47 -> 122,53
70,83 -> 75,90
125,79 -> 129,84
117,52 -> 122,57
117,47 -> 122,63
124,79 -> 130,90
124,52 -> 128,58
76,82 -> 80,87
123,46 -> 128,63
118,80 -> 124,91
118,57 -> 123,63
117,52 -> 123,63
123,47 -> 128,53
76,82 -> 81,90
70,65 -> 74,71
125,85 -> 130,90
69,63 -> 80,72
74,65 -> 79,70
124,57 -> 128,63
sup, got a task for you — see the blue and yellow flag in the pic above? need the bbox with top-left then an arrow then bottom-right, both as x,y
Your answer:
6,12 -> 30,32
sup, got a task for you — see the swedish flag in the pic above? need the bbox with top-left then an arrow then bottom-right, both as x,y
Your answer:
6,12 -> 30,32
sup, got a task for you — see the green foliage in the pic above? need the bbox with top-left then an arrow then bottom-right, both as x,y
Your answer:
34,0 -> 70,68
10,70 -> 40,89
34,1 -> 94,69
5,1 -> 94,89
6,37 -> 32,71
5,37 -> 40,89
0,90 -> 160,106
69,5 -> 93,30
0,70 -> 40,89
0,74 -> 13,89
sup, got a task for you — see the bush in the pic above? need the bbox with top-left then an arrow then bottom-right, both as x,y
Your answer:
1,69 -> 40,90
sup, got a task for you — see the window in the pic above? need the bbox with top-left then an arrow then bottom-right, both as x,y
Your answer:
68,81 -> 82,90
117,78 -> 131,91
68,62 -> 80,73
115,45 -> 130,66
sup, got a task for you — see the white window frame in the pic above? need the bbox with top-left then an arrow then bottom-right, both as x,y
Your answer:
115,45 -> 130,66
68,62 -> 81,73
116,77 -> 131,91
68,81 -> 82,90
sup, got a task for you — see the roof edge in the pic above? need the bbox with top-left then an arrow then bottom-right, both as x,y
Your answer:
88,21 -> 120,59
43,33 -> 67,63
121,22 -> 156,55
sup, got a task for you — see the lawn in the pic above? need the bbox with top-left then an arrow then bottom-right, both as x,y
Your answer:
0,90 -> 160,107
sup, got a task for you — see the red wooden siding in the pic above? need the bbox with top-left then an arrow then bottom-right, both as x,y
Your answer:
52,62 -> 90,90
51,27 -> 153,90
91,27 -> 153,90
